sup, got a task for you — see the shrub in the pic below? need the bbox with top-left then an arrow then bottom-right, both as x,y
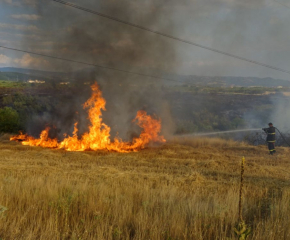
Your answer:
0,107 -> 21,133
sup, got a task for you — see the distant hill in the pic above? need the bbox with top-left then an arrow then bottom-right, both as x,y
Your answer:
0,67 -> 63,76
178,75 -> 290,87
1,67 -> 290,87
0,67 -> 67,82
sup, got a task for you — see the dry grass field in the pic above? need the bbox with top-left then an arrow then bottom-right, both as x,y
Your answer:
0,135 -> 290,240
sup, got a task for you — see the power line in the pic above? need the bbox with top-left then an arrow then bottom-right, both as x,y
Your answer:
0,45 -> 180,82
52,0 -> 290,75
273,0 -> 290,9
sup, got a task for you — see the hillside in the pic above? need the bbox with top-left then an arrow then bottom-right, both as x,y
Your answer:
0,67 -> 65,78
1,67 -> 290,87
0,136 -> 289,239
0,68 -> 66,82
179,75 -> 290,87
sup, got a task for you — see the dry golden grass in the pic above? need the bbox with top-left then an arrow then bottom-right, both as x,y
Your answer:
0,135 -> 290,239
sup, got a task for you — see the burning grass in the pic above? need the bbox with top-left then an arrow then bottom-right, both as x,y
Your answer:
0,136 -> 290,239
10,83 -> 165,152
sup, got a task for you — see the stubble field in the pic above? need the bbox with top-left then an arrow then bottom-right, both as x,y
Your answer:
0,135 -> 290,240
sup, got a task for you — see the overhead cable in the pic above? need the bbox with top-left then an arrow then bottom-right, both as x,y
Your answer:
273,0 -> 290,9
0,45 -> 180,82
52,0 -> 290,75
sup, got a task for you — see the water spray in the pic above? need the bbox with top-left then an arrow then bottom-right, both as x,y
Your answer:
183,128 -> 261,137
188,127 -> 290,147
185,127 -> 290,147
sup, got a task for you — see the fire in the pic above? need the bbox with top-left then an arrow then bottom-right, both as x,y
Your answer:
11,83 -> 166,152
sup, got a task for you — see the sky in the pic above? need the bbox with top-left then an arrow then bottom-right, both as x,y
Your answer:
0,0 -> 290,80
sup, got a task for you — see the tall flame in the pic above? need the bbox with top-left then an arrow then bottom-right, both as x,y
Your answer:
11,83 -> 166,152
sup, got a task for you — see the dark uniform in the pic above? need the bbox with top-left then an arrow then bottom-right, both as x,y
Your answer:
263,126 -> 276,154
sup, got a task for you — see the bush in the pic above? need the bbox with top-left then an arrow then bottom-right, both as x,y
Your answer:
0,107 -> 21,133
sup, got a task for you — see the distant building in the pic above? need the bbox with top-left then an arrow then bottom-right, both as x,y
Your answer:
28,80 -> 45,84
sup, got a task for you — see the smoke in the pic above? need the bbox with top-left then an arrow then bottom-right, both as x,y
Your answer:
270,96 -> 290,132
20,0 -> 177,140
242,93 -> 290,133
5,0 -> 290,141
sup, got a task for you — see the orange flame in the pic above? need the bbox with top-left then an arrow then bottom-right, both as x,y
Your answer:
11,83 -> 166,152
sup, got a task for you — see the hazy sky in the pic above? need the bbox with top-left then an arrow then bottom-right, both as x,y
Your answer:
0,0 -> 290,80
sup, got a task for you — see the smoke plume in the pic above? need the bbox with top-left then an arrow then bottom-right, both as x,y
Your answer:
22,0 -> 178,140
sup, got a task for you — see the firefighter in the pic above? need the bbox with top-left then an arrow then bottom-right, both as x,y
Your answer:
262,123 -> 276,155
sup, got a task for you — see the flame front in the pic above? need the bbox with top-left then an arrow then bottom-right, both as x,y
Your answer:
11,83 -> 166,152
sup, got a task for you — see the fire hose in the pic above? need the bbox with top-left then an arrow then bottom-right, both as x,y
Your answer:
274,127 -> 290,147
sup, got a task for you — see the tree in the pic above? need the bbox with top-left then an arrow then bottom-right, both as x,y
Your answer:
0,107 -> 21,133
